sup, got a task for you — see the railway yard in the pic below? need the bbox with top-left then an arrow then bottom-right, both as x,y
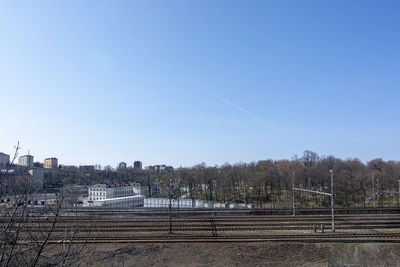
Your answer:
3,207 -> 400,266
5,207 -> 400,243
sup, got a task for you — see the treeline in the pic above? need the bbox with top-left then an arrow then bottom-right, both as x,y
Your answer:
160,151 -> 400,208
45,150 -> 400,208
44,167 -> 156,188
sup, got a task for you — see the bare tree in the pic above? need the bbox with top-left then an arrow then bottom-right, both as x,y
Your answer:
0,143 -> 92,267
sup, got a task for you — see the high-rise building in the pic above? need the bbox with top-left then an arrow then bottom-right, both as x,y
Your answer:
18,155 -> 34,168
133,161 -> 142,170
44,157 -> 58,169
0,152 -> 10,167
118,162 -> 127,169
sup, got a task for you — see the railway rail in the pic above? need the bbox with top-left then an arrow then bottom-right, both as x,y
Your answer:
3,206 -> 400,217
4,208 -> 400,243
44,232 -> 400,244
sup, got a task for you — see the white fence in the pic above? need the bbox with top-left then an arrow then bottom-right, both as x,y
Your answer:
90,195 -> 144,208
144,198 -> 202,208
143,198 -> 253,209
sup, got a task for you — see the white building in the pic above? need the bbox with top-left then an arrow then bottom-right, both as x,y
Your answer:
18,155 -> 34,168
133,182 -> 141,195
0,153 -> 10,167
88,182 -> 141,202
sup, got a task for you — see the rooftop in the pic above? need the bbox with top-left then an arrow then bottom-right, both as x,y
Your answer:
89,182 -> 137,188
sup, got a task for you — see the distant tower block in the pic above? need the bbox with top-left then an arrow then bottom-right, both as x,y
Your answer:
44,158 -> 58,169
133,161 -> 142,170
118,162 -> 127,169
18,154 -> 34,168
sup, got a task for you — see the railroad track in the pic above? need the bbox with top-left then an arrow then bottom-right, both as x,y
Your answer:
4,207 -> 400,218
43,232 -> 400,244
5,213 -> 400,222
5,211 -> 400,243
73,233 -> 400,239
5,217 -> 400,228
14,223 -> 400,233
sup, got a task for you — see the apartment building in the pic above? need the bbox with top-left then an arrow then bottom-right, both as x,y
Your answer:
133,161 -> 142,170
0,152 -> 10,167
18,155 -> 34,168
44,157 -> 58,169
118,162 -> 127,169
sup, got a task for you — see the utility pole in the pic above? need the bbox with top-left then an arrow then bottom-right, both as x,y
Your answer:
293,170 -> 335,232
330,170 -> 335,232
292,171 -> 295,216
44,179 -> 47,208
168,180 -> 172,234
398,180 -> 400,208
372,173 -> 375,208
169,196 -> 172,233
377,178 -> 382,208
319,186 -> 323,207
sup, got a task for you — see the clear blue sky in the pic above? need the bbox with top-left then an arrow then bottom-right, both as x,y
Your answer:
1,0 -> 400,167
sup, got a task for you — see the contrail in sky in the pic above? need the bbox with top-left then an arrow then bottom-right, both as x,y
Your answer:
218,97 -> 259,121
218,96 -> 274,129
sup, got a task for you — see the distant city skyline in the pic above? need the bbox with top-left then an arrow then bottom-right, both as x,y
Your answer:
1,1 -> 400,167
0,145 -> 396,169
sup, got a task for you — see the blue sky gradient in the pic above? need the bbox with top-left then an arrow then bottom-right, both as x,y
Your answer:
1,0 -> 400,167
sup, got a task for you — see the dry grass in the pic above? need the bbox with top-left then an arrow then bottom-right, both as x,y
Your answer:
53,242 -> 400,267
